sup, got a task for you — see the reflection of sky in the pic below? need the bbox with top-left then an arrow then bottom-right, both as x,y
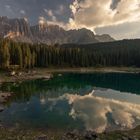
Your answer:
0,96 -> 82,130
93,88 -> 140,105
48,88 -> 140,133
1,87 -> 140,133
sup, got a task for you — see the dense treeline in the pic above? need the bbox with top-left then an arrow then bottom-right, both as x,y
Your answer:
0,39 -> 140,69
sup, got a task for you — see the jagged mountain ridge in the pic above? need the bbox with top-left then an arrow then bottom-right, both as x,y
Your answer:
0,16 -> 32,42
0,16 -> 115,44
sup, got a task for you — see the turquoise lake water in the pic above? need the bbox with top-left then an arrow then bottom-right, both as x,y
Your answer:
0,72 -> 140,133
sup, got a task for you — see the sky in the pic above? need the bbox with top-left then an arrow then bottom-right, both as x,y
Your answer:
0,0 -> 140,39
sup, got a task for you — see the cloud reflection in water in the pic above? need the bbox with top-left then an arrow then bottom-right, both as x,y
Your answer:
48,88 -> 140,133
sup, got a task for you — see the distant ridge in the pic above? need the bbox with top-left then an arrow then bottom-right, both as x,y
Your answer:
60,39 -> 140,48
0,16 -> 114,45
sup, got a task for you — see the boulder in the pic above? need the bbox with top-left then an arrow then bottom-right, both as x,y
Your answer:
0,92 -> 12,103
18,72 -> 22,76
10,71 -> 16,76
84,131 -> 98,140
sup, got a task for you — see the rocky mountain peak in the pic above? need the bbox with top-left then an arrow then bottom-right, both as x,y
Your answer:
0,17 -> 115,44
0,16 -> 32,41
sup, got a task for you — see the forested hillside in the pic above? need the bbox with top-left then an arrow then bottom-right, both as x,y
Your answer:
0,39 -> 140,69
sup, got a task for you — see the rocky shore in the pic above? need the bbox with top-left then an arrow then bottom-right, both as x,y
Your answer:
62,129 -> 140,140
0,70 -> 53,83
0,92 -> 12,112
0,126 -> 140,140
1,67 -> 140,83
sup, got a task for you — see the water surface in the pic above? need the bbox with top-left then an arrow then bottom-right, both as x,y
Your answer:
0,72 -> 140,133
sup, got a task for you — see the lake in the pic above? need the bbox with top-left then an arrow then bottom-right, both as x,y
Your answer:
0,72 -> 140,133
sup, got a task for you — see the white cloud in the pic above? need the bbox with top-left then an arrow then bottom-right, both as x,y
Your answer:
5,4 -> 14,14
5,5 -> 11,9
42,6 -> 66,28
38,16 -> 66,29
44,9 -> 57,22
95,21 -> 140,39
44,9 -> 53,17
20,10 -> 26,15
55,5 -> 65,15
39,16 -> 47,25
68,0 -> 140,30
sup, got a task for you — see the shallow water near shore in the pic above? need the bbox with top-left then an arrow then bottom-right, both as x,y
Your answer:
0,72 -> 140,134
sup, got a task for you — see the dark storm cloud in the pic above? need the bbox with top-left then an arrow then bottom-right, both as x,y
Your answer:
0,0 -> 72,24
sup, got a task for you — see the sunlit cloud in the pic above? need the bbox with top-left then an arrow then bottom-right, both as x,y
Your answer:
68,0 -> 140,30
38,16 -> 47,25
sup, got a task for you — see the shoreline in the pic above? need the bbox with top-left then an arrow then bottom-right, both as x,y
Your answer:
0,67 -> 140,83
40,67 -> 140,73
0,125 -> 139,140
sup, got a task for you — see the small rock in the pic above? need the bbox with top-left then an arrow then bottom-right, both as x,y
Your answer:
10,71 -> 16,76
128,137 -> 137,140
84,131 -> 98,140
18,72 -> 22,76
122,136 -> 129,140
36,135 -> 48,140
62,131 -> 81,140
58,74 -> 62,77
66,132 -> 76,138
95,138 -> 101,140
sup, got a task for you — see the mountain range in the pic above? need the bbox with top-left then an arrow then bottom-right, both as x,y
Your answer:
0,16 -> 114,44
